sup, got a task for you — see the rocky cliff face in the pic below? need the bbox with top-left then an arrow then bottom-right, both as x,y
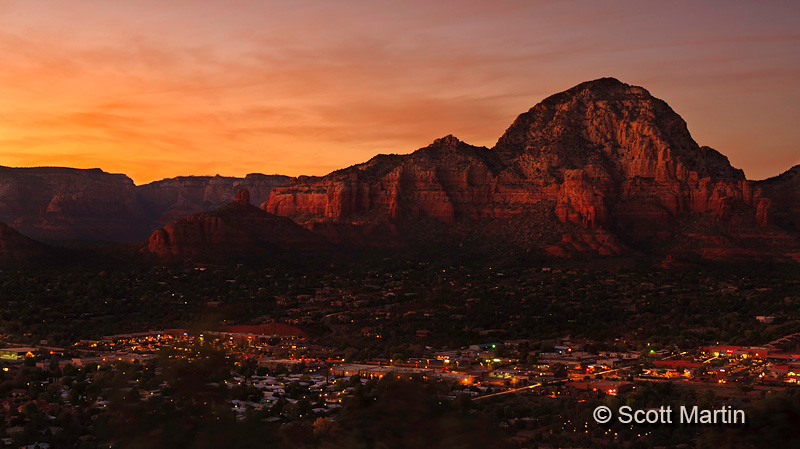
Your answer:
145,190 -> 332,261
266,136 -> 506,226
0,168 -> 290,243
493,78 -> 754,228
136,173 -> 290,228
0,166 -> 148,242
265,78 -> 799,259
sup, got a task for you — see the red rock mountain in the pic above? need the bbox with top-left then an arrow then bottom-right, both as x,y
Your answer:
2,78 -> 796,261
0,167 -> 290,242
145,189 -> 333,261
265,78 -> 800,260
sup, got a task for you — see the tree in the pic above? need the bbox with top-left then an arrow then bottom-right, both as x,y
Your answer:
344,347 -> 360,362
312,417 -> 335,437
552,363 -> 568,378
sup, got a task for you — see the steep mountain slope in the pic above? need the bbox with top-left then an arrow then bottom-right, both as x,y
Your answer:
493,78 -> 762,231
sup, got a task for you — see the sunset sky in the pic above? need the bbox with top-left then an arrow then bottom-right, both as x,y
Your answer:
0,0 -> 798,184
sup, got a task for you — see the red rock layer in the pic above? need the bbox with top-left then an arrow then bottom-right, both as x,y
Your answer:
234,189 -> 251,206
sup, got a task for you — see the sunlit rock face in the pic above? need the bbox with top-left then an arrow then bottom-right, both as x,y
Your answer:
266,135 -> 509,226
265,78 -> 799,259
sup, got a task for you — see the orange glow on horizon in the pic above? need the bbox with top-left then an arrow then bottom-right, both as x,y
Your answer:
1,1 -> 798,184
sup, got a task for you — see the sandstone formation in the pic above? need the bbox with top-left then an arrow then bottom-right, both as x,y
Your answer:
267,136 -> 506,225
265,78 -> 800,259
234,188 -> 251,206
137,174 -> 290,228
0,166 -> 148,242
145,190 -> 332,261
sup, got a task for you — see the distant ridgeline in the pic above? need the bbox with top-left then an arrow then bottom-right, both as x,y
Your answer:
1,78 -> 799,264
